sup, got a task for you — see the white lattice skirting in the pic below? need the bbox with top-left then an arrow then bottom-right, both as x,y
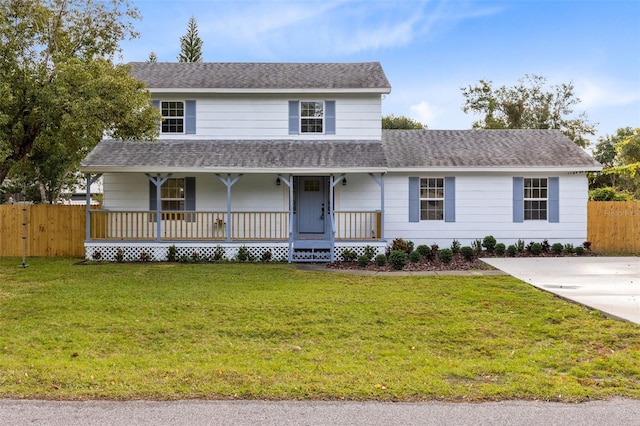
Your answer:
84,241 -> 387,262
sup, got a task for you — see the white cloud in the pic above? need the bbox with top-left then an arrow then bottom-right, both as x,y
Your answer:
576,77 -> 640,110
409,101 -> 436,126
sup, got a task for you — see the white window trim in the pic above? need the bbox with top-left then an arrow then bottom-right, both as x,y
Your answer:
419,177 -> 444,221
300,100 -> 325,134
524,178 -> 548,221
160,100 -> 185,134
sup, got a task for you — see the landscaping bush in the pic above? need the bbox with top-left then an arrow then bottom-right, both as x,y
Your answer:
357,255 -> 370,267
575,246 -> 585,256
482,235 -> 497,253
167,245 -> 177,262
438,248 -> 453,264
541,239 -> 551,253
516,239 -> 525,253
341,249 -> 357,262
388,250 -> 407,270
583,241 -> 592,251
551,243 -> 564,255
261,250 -> 273,262
460,246 -> 474,261
115,248 -> 124,263
375,254 -> 387,266
450,239 -> 461,254
416,244 -> 431,258
506,245 -> 517,257
364,245 -> 376,261
494,243 -> 506,256
430,244 -> 439,258
213,245 -> 225,261
564,243 -> 575,254
530,242 -> 542,256
391,238 -> 411,254
409,250 -> 421,263
471,239 -> 482,254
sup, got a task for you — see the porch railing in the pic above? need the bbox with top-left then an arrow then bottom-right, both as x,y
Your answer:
334,211 -> 381,240
90,210 -> 381,241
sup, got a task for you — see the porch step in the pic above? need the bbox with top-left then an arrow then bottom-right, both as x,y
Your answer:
291,240 -> 333,263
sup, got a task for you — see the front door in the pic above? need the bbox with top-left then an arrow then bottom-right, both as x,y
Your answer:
297,176 -> 326,235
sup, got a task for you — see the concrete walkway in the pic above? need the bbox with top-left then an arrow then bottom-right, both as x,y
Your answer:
482,257 -> 640,324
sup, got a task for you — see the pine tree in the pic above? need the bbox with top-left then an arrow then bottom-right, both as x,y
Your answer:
147,51 -> 158,62
178,16 -> 203,62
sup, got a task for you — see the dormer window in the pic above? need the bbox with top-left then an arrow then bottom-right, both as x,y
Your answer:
161,101 -> 185,133
301,101 -> 324,133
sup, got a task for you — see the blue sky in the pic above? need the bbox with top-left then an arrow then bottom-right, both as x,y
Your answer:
120,0 -> 640,146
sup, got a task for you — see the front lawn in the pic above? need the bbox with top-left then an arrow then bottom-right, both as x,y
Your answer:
0,258 -> 638,401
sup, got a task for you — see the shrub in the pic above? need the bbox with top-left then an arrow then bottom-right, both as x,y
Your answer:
357,255 -> 370,267
364,245 -> 376,261
575,246 -> 585,256
506,245 -> 517,257
583,241 -> 592,251
407,241 -> 415,254
541,239 -> 551,253
438,248 -> 453,264
551,243 -> 564,255
167,245 -> 178,262
495,243 -> 506,256
213,245 -> 225,261
91,250 -> 102,261
261,250 -> 273,262
482,235 -> 497,253
391,238 -> 411,254
388,250 -> 407,270
191,251 -> 201,262
516,239 -> 525,253
236,246 -> 250,262
115,248 -> 124,263
375,254 -> 387,266
471,239 -> 482,254
564,243 -> 575,254
450,239 -> 461,254
589,186 -> 632,201
341,249 -> 357,262
530,243 -> 542,256
416,244 -> 430,258
409,250 -> 421,263
430,244 -> 439,258
460,246 -> 474,261
139,251 -> 151,262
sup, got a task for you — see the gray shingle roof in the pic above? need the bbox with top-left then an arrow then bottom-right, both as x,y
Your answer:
128,62 -> 391,91
81,130 -> 601,172
81,139 -> 387,171
382,129 -> 601,169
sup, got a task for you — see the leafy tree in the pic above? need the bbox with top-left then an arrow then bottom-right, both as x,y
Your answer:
382,114 -> 426,130
591,127 -> 640,200
147,51 -> 158,63
178,16 -> 204,63
460,74 -> 596,147
0,0 -> 160,200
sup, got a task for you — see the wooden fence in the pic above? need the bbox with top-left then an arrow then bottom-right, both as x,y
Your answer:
587,201 -> 640,254
2,202 -> 640,257
0,205 -> 87,257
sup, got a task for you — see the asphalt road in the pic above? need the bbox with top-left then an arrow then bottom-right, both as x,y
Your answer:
2,398 -> 640,425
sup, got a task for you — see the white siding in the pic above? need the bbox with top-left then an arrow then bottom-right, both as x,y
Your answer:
154,93 -> 382,140
383,172 -> 590,247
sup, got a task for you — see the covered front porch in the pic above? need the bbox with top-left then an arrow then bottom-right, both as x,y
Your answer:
83,172 -> 387,262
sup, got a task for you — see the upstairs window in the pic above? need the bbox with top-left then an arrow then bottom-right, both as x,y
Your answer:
161,101 -> 184,133
300,101 -> 324,133
524,178 -> 547,220
420,178 -> 444,220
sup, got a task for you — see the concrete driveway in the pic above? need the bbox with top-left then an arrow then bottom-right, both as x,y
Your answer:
482,257 -> 640,324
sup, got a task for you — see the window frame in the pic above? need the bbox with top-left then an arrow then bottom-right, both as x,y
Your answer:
161,177 -> 186,219
419,177 -> 445,221
300,100 -> 325,134
160,100 -> 185,134
523,177 -> 548,221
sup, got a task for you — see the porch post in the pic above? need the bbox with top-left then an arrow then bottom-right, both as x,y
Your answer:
277,174 -> 294,263
216,174 -> 243,242
330,174 -> 346,263
369,173 -> 385,239
84,173 -> 102,241
146,173 -> 171,241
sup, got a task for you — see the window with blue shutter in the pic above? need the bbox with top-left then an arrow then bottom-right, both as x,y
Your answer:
149,177 -> 196,221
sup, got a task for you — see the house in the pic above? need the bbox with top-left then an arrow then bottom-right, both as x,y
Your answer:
80,62 -> 601,262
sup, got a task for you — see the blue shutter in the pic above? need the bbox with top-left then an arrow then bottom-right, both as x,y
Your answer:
185,177 -> 196,222
185,100 -> 196,134
288,100 -> 299,135
548,177 -> 559,223
325,100 -> 336,135
444,177 -> 455,222
513,177 -> 524,223
409,177 -> 419,222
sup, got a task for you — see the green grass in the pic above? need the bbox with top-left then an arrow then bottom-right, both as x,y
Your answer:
0,258 -> 639,401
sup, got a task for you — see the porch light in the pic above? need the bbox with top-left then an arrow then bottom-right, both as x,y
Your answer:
276,177 -> 281,186
342,178 -> 347,186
